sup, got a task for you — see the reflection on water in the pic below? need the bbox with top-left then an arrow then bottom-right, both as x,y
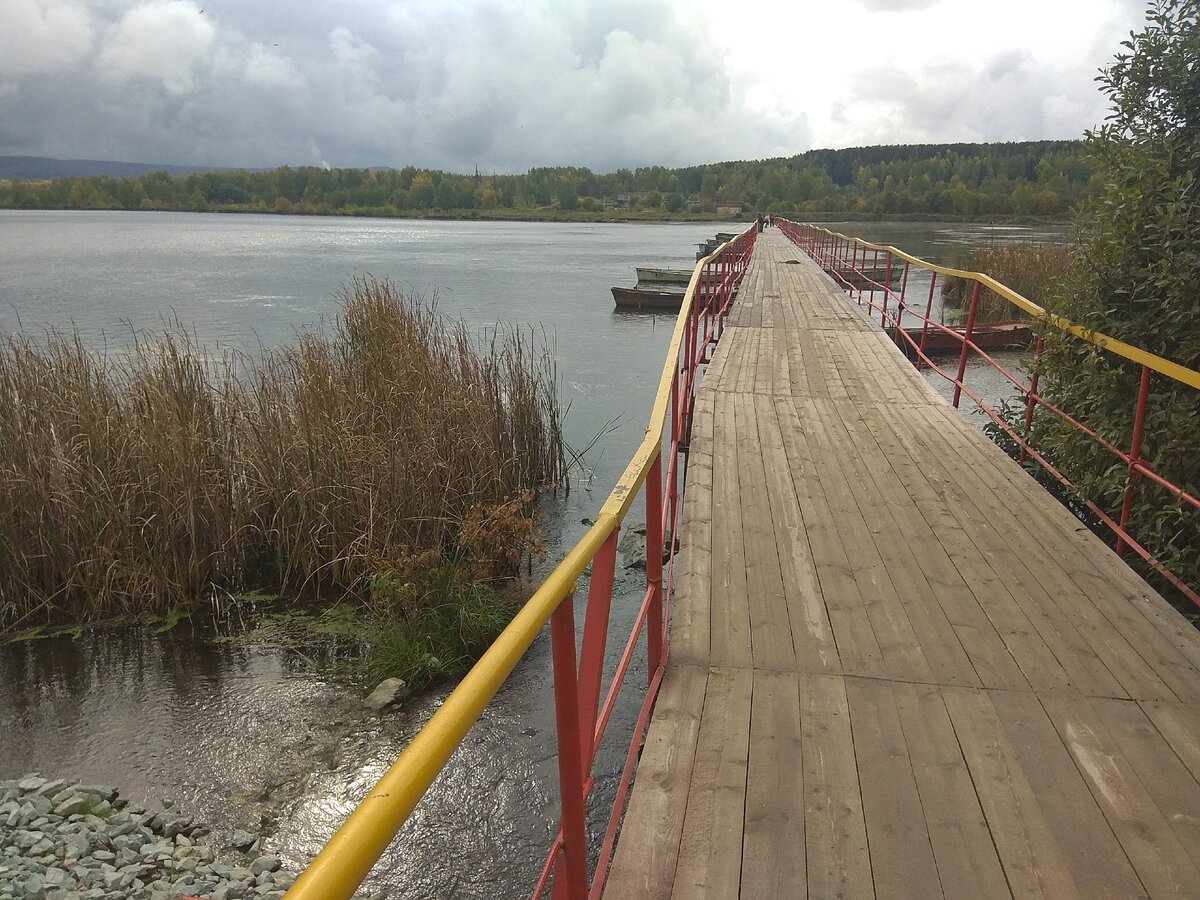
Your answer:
0,213 -> 1051,897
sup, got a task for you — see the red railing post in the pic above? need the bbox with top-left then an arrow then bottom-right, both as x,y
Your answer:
879,251 -> 893,328
550,597 -> 588,900
894,260 -> 910,351
951,281 -> 982,409
918,272 -> 937,370
869,247 -> 879,315
576,533 -> 618,766
1020,335 -> 1046,464
645,450 -> 665,681
850,241 -> 859,299
1116,365 -> 1152,557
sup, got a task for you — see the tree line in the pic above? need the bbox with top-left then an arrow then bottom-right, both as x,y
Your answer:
0,140 -> 1091,219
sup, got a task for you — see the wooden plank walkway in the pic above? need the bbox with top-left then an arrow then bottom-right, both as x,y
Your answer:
605,230 -> 1200,899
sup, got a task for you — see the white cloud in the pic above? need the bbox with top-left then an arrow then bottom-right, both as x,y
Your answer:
0,0 -> 93,76
96,0 -> 215,95
245,43 -> 303,89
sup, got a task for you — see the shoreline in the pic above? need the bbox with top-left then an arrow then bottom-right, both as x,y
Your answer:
0,205 -> 1072,228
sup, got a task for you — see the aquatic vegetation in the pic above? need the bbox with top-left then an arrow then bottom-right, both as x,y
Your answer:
941,242 -> 1078,323
0,276 -> 562,631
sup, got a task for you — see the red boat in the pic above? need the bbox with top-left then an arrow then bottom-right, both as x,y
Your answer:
890,320 -> 1035,356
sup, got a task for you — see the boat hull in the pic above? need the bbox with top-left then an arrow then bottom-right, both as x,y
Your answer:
889,321 -> 1035,356
612,286 -> 686,310
635,267 -> 693,285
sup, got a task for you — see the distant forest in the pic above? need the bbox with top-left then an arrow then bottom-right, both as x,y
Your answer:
0,140 -> 1091,219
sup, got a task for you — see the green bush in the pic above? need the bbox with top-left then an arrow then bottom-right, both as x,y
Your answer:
1025,0 -> 1199,598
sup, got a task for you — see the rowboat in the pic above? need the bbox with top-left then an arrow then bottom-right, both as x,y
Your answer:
612,285 -> 686,311
635,266 -> 693,285
888,320 -> 1035,356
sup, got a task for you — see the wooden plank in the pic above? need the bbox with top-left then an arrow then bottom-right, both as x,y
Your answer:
851,401 -> 1028,685
896,406 -> 1127,697
735,394 -> 797,672
754,393 -> 839,673
1088,696 -> 1200,871
604,663 -> 708,899
988,689 -> 1147,898
816,398 -> 980,688
1140,700 -> 1200,783
740,669 -> 806,898
798,396 -> 934,684
1040,691 -> 1200,896
755,328 -> 774,395
844,677 -> 943,899
774,398 -> 887,679
672,389 -> 714,665
800,674 -> 875,899
892,683 -> 1010,900
922,405 -> 1200,703
770,313 -> 793,396
941,686 -> 1084,899
708,390 -> 752,667
857,402 -> 1067,691
913,404 -> 1179,701
673,666 -> 753,899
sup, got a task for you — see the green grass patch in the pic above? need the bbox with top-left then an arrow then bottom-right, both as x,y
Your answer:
362,566 -> 518,691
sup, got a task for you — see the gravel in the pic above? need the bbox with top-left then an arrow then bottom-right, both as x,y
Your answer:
0,775 -> 297,900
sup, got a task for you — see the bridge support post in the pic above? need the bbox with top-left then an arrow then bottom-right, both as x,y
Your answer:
1116,364 -> 1152,557
952,281 -> 982,409
1020,336 -> 1046,465
646,451 -> 665,681
550,597 -> 589,900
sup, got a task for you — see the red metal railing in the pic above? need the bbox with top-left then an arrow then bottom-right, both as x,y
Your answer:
284,229 -> 755,900
533,231 -> 754,899
777,220 -> 1200,605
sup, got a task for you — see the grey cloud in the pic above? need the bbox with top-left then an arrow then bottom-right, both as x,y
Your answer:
0,0 -> 808,170
842,48 -> 1108,145
0,0 -> 94,76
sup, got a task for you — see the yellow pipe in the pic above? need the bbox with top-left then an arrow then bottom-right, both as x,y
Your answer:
284,227 -> 754,900
808,225 -> 1200,390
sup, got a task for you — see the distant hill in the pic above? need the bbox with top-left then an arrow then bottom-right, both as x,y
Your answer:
0,156 -> 253,181
1,141 -> 1090,218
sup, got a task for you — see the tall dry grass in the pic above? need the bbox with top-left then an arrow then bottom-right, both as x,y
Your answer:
0,277 -> 561,628
942,242 -> 1079,323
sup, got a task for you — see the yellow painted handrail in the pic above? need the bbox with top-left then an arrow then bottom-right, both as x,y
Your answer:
808,225 -> 1200,391
284,231 -> 749,899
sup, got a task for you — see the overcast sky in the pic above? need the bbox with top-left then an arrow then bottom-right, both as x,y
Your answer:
0,0 -> 1148,173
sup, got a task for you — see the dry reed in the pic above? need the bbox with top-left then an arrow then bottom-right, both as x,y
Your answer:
0,277 -> 561,629
942,242 -> 1079,322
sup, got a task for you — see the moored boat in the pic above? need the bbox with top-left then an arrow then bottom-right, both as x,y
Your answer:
888,320 -> 1035,356
635,266 -> 693,285
612,285 -> 687,311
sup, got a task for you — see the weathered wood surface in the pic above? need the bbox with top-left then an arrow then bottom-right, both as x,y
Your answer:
605,230 -> 1200,898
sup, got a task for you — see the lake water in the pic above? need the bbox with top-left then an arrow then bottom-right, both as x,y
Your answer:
0,211 -> 1059,897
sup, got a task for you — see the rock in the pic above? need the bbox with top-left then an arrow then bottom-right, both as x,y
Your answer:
0,775 -> 276,900
76,785 -> 118,803
363,677 -> 408,711
250,856 -> 281,877
21,872 -> 46,900
617,523 -> 648,569
229,829 -> 256,851
52,796 -> 91,818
